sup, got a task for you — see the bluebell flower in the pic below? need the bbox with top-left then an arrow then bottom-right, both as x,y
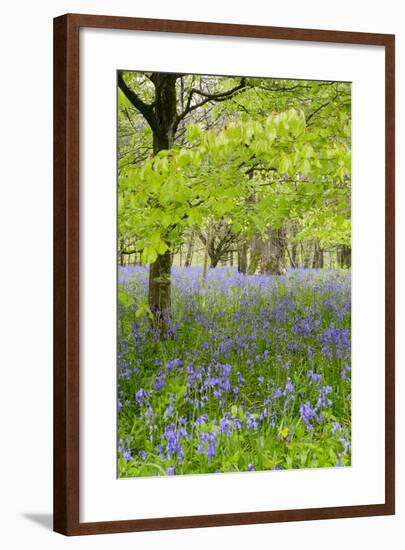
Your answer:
284,379 -> 294,395
123,446 -> 132,462
135,388 -> 148,406
199,432 -> 218,461
274,388 -> 282,399
218,415 -> 231,437
157,445 -> 165,460
165,358 -> 182,372
246,412 -> 259,431
195,413 -> 208,426
300,402 -> 316,431
154,372 -> 165,390
317,385 -> 332,409
331,421 -> 341,434
308,370 -> 321,383
164,403 -> 175,418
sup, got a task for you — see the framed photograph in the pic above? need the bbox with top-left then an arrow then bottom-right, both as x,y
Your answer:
53,13 -> 395,535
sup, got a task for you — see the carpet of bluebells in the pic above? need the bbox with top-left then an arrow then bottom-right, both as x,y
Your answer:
117,266 -> 351,477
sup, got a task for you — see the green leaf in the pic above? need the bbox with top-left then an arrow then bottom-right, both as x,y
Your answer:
141,246 -> 158,264
156,240 -> 169,254
278,153 -> 292,175
187,124 -> 202,142
299,158 -> 311,176
118,289 -> 133,307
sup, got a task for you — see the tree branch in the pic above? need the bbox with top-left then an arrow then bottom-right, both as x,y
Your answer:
306,100 -> 334,126
177,78 -> 247,122
121,248 -> 140,255
254,82 -> 335,93
118,72 -> 163,139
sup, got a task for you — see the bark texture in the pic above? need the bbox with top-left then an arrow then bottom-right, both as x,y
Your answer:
148,250 -> 172,333
249,228 -> 286,275
237,241 -> 248,274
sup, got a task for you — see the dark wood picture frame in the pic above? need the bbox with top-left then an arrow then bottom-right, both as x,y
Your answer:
53,13 -> 395,536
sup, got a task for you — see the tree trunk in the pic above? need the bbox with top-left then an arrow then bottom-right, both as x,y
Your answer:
237,240 -> 248,274
312,240 -> 324,269
338,244 -> 351,268
261,228 -> 286,275
288,221 -> 299,268
248,235 -> 261,275
198,223 -> 235,268
202,236 -> 209,279
147,74 -> 178,332
302,242 -> 311,268
148,250 -> 172,333
118,237 -> 125,266
184,233 -> 195,267
291,242 -> 298,267
250,227 -> 286,275
151,74 -> 177,155
344,245 -> 351,268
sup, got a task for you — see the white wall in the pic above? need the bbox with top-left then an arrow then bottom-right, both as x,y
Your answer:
0,1 -> 403,548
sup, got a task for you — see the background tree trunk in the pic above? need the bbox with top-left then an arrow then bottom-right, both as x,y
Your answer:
118,237 -> 125,266
338,244 -> 351,268
184,232 -> 195,267
302,242 -> 311,268
291,242 -> 298,267
202,231 -> 210,279
237,240 -> 248,274
260,228 -> 286,275
289,221 -> 299,268
312,240 -> 324,269
248,227 -> 286,275
198,222 -> 236,268
248,234 -> 261,274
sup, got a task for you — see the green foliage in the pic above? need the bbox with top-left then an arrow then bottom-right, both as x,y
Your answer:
119,106 -> 351,259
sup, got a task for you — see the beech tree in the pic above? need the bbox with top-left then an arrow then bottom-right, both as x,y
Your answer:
118,72 -> 351,332
118,72 -> 250,330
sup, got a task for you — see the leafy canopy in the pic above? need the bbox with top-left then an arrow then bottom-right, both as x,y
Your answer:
119,107 -> 351,263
